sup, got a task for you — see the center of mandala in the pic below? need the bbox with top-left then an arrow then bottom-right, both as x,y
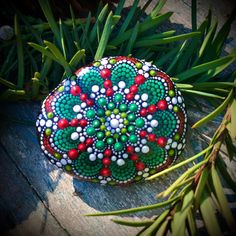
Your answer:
110,118 -> 119,129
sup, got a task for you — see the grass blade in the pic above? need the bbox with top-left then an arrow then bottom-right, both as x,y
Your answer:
181,89 -> 225,99
124,21 -> 139,55
112,218 -> 154,227
191,0 -> 197,31
192,89 -> 233,128
151,0 -> 167,18
0,77 -> 17,89
69,49 -> 85,69
59,19 -> 67,60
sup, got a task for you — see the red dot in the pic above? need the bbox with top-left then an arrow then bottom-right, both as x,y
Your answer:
102,157 -> 111,166
126,93 -> 134,101
104,80 -> 112,88
106,88 -> 114,97
58,119 -> 69,129
140,108 -> 147,117
148,134 -> 156,142
104,149 -> 112,158
157,137 -> 167,148
79,119 -> 87,127
85,138 -> 93,146
130,153 -> 139,161
157,100 -> 167,110
68,149 -> 79,160
70,85 -> 81,96
70,118 -> 79,127
134,75 -> 145,85
78,143 -> 86,152
126,146 -> 134,154
139,130 -> 147,138
148,105 -> 157,114
135,162 -> 145,171
100,69 -> 111,79
80,93 -> 88,101
86,99 -> 94,106
100,167 -> 111,177
129,85 -> 138,94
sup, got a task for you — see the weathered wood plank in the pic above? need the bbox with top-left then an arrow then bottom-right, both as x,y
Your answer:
0,144 -> 68,236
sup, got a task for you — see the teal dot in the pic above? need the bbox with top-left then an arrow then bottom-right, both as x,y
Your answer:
119,104 -> 127,112
96,141 -> 105,150
86,127 -> 95,136
127,125 -> 135,133
114,93 -> 123,102
97,109 -> 105,117
127,114 -> 135,121
93,119 -> 100,128
97,131 -> 105,140
129,134 -> 137,143
129,103 -> 138,112
114,142 -> 124,151
86,109 -> 95,119
135,118 -> 145,128
98,97 -> 107,106
108,102 -> 115,110
106,137 -> 115,145
120,135 -> 128,142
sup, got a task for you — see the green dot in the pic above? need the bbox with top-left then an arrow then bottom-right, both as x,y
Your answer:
128,125 -> 135,133
114,142 -> 124,151
58,86 -> 64,92
45,128 -> 51,136
97,109 -> 105,117
134,175 -> 142,181
150,70 -> 156,76
135,118 -> 145,128
65,165 -> 72,171
93,119 -> 100,128
105,110 -> 111,116
124,119 -> 129,126
98,97 -> 107,106
149,169 -> 157,175
108,102 -> 115,110
135,62 -> 142,69
129,134 -> 138,143
169,90 -> 175,97
115,93 -> 123,102
96,141 -> 105,150
173,106 -> 179,112
129,103 -> 138,112
127,114 -> 135,121
174,133 -> 180,141
168,149 -> 175,156
86,127 -> 95,136
121,128 -> 127,134
94,61 -> 100,67
109,58 -> 116,64
113,108 -> 119,115
114,133 -> 119,139
119,104 -> 127,112
47,112 -> 54,119
106,137 -> 114,145
106,131 -> 111,136
120,135 -> 128,142
86,109 -> 95,119
121,112 -> 127,118
97,131 -> 105,140
54,153 -> 61,160
100,124 -> 106,131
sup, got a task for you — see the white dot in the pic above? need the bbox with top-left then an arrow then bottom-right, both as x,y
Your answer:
39,119 -> 45,126
100,180 -> 107,184
87,147 -> 93,153
60,159 -> 67,165
98,153 -> 103,159
100,88 -> 106,93
77,114 -> 83,119
177,143 -> 183,150
117,159 -> 125,166
147,127 -> 153,133
150,120 -> 158,127
168,105 -> 173,110
76,127 -> 82,132
53,117 -> 59,122
73,105 -> 81,112
101,59 -> 108,65
123,153 -> 128,158
141,139 -> 147,144
89,154 -> 96,161
143,65 -> 149,71
92,85 -> 99,93
171,142 -> 178,148
166,96 -> 171,102
141,94 -> 148,101
118,81 -> 126,89
144,73 -> 149,78
172,97 -> 177,104
56,162 -> 62,168
147,115 -> 152,120
142,102 -> 148,107
80,136 -> 85,142
71,132 -> 79,140
111,156 -> 117,161
135,94 -> 140,100
110,119 -> 119,128
143,173 -> 149,178
116,128 -> 120,132
46,120 -> 53,127
135,147 -> 140,152
142,146 -> 150,153
124,88 -> 129,94
178,97 -> 183,103
113,85 -> 118,91
81,102 -> 86,108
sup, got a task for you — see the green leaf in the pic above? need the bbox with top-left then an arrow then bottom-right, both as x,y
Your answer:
135,32 -> 200,48
114,0 -> 126,15
0,77 -> 17,89
95,12 -> 120,60
125,21 -> 139,55
187,210 -> 197,236
200,190 -> 222,236
110,12 -> 173,46
181,89 -> 225,99
69,49 -> 85,69
211,165 -> 235,231
84,196 -> 180,216
191,0 -> 197,31
14,14 -> 24,89
59,19 -> 67,60
112,218 -> 154,227
151,0 -> 167,18
38,0 -> 61,45
192,89 -> 233,128
229,97 -> 236,140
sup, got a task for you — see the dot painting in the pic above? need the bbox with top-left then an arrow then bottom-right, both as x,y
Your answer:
36,56 -> 187,186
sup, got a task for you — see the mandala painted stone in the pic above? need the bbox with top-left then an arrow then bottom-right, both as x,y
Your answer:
36,56 -> 187,185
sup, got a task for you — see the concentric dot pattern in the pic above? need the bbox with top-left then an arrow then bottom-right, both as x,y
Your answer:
36,56 -> 187,185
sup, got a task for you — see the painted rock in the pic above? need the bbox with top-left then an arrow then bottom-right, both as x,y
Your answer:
36,56 -> 187,185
